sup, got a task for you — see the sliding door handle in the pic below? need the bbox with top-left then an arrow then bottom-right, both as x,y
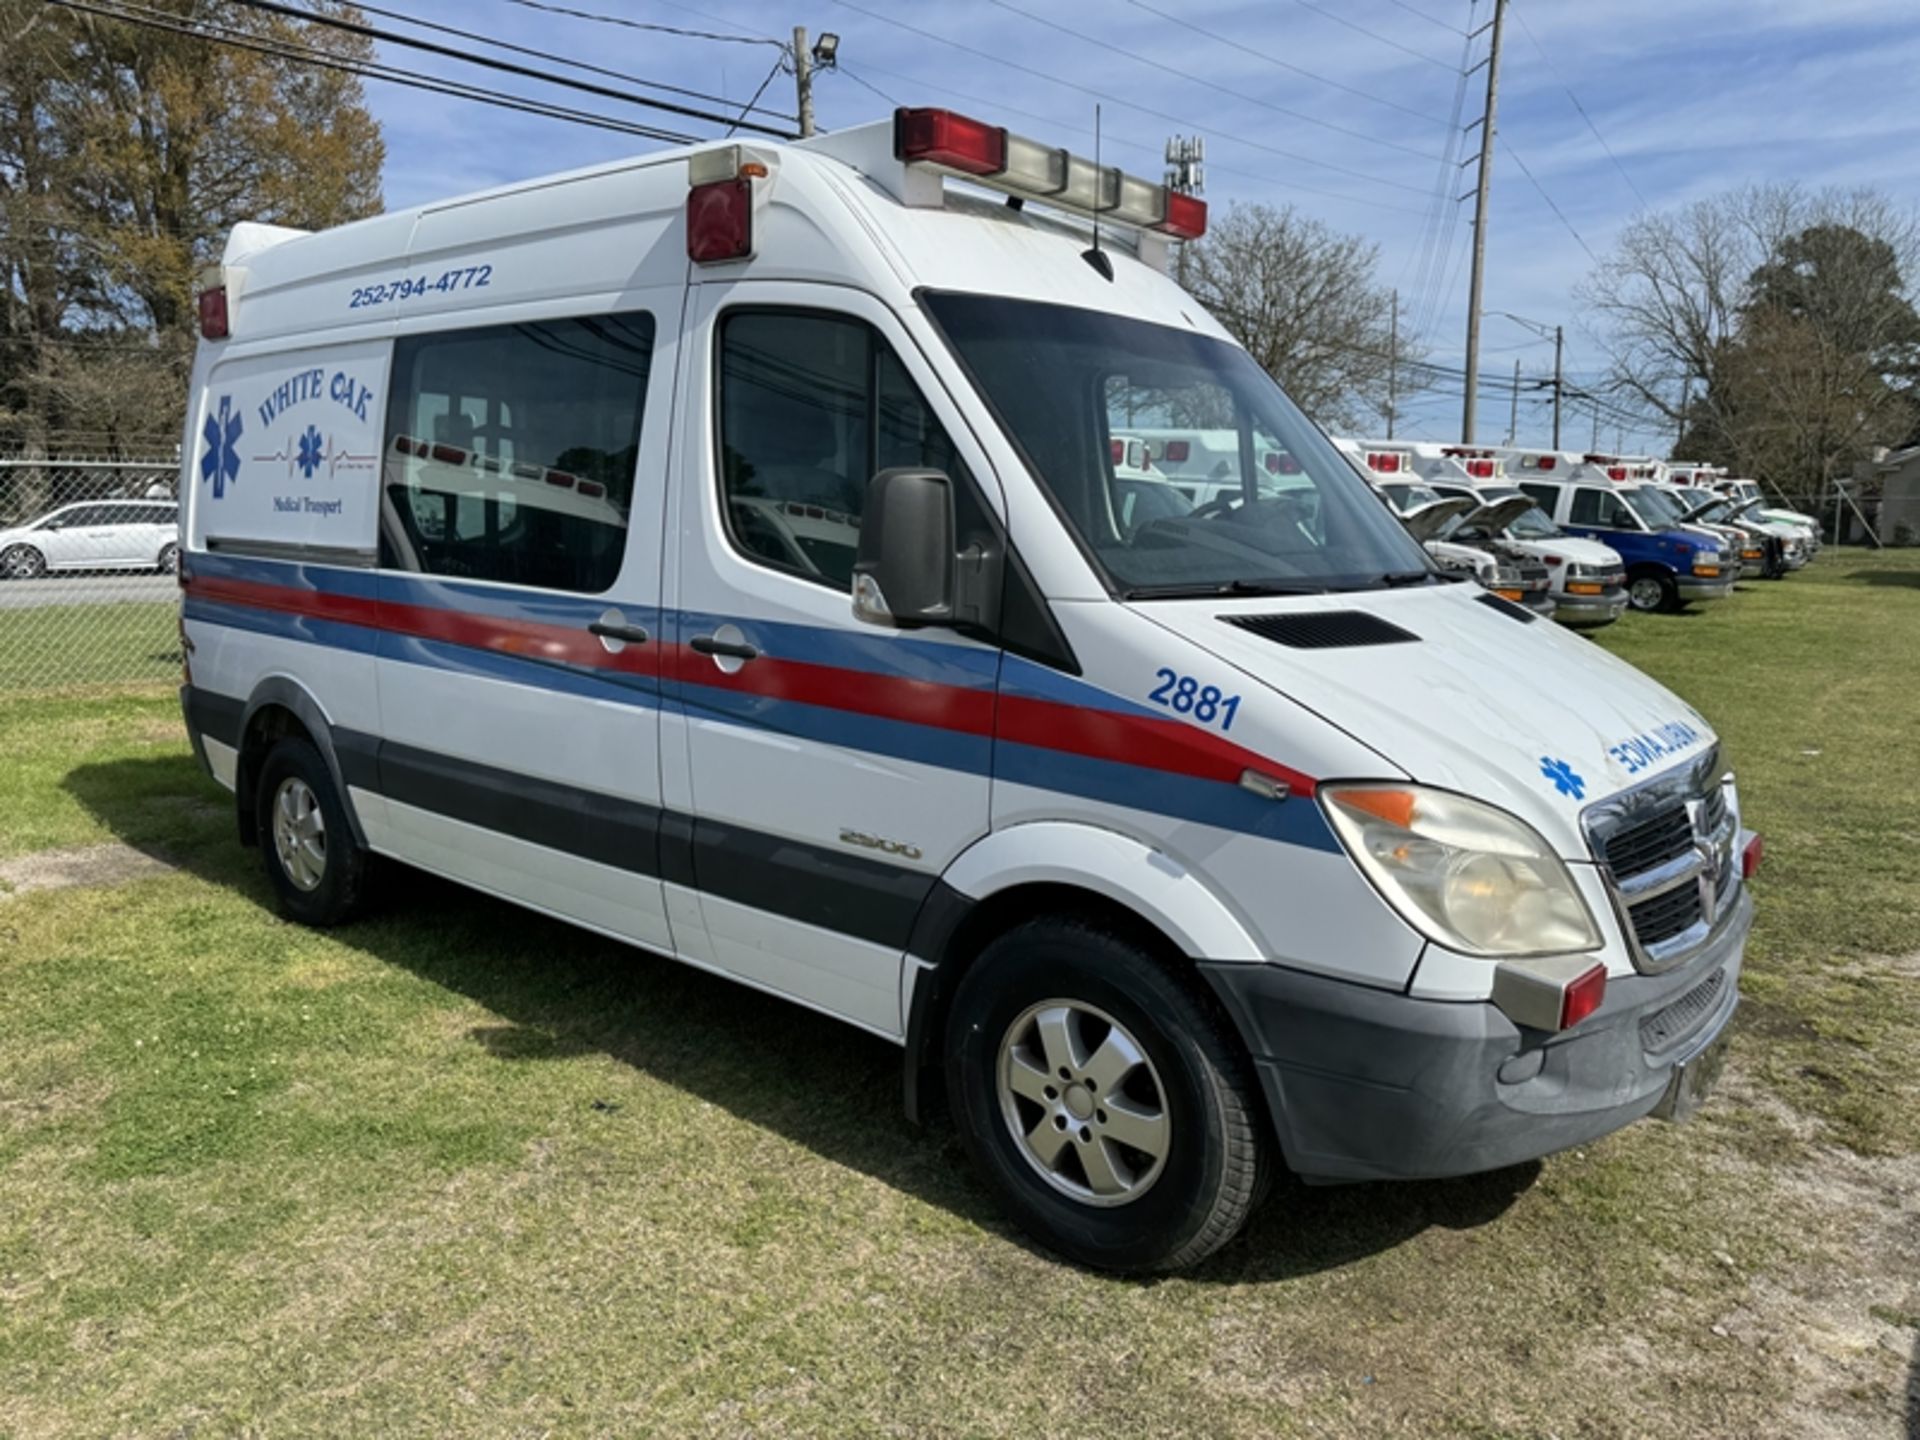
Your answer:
587,621 -> 651,644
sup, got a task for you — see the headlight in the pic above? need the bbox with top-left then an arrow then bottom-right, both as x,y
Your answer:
1320,784 -> 1602,957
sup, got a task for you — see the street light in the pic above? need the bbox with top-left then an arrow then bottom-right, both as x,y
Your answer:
811,31 -> 839,69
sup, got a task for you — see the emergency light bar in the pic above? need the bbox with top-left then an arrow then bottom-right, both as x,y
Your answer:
893,107 -> 1207,240
1365,452 -> 1403,474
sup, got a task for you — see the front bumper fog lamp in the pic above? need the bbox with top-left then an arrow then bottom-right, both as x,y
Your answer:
1321,784 -> 1603,957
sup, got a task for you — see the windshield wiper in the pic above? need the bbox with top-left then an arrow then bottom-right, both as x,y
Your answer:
1377,569 -> 1456,587
1123,578 -> 1329,600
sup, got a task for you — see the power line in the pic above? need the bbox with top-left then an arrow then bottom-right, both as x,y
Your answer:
1118,0 -> 1453,125
981,0 -> 1446,161
46,0 -> 700,143
346,0 -> 797,123
834,55 -> 1432,216
833,65 -> 901,109
1509,1 -> 1648,209
827,0 -> 1438,200
1375,0 -> 1469,35
1500,140 -> 1597,261
1276,0 -> 1459,69
1402,5 -> 1480,344
494,0 -> 784,48
222,0 -> 796,137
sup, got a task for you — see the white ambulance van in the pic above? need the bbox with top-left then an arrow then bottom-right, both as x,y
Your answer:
177,107 -> 1757,1272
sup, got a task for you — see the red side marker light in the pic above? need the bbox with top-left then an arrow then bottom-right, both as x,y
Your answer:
1154,190 -> 1208,240
1560,963 -> 1608,1030
1741,832 -> 1764,879
894,107 -> 1007,176
1164,440 -> 1190,462
198,286 -> 229,340
687,177 -> 752,263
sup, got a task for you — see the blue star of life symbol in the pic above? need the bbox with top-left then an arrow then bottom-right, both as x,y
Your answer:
200,395 -> 242,498
296,424 -> 325,479
1540,756 -> 1586,800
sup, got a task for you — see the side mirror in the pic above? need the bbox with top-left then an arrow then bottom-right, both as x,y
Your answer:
852,468 -> 955,627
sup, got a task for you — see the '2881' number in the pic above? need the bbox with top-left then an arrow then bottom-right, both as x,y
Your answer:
1148,668 -> 1241,731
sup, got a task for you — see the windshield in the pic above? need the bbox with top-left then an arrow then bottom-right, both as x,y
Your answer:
923,293 -> 1436,595
1474,485 -> 1560,538
1623,486 -> 1685,529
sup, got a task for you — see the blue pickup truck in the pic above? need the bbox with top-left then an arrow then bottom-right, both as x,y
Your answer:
1516,470 -> 1737,613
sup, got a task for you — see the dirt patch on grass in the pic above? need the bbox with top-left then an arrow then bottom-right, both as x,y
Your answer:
0,842 -> 174,899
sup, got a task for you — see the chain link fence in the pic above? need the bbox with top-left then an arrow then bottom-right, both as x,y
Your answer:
0,456 -> 185,694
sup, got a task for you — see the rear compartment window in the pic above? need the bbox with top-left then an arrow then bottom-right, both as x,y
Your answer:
716,309 -> 984,592
379,312 -> 654,593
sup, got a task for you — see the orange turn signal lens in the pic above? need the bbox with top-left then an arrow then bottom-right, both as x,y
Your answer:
1566,581 -> 1603,596
1336,788 -> 1419,828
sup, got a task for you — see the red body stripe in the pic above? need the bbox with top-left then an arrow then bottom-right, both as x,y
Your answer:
189,574 -> 1317,791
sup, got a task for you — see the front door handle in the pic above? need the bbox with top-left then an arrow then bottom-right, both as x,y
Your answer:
689,634 -> 759,662
587,620 -> 651,644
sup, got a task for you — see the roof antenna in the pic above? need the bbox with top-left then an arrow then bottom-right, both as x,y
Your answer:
1082,104 -> 1114,282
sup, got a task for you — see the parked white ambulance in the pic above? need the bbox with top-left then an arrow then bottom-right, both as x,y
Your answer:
176,107 -> 1756,1272
1344,441 -> 1629,627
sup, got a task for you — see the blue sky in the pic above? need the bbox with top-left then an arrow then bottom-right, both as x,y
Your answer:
359,0 -> 1920,453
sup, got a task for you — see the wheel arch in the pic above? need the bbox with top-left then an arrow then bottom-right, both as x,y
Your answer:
234,677 -> 368,849
900,822 -> 1264,1124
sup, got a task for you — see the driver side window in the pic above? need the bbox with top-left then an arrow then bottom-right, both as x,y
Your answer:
717,309 -> 983,592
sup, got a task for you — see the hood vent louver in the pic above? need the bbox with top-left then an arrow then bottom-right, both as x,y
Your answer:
1474,591 -> 1538,624
1220,611 -> 1420,649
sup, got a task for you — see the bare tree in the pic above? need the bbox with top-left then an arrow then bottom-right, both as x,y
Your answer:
1580,183 -> 1920,489
1183,203 -> 1423,433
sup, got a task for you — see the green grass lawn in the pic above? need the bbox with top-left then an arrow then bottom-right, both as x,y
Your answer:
0,600 -> 181,694
1,552 -> 1917,1437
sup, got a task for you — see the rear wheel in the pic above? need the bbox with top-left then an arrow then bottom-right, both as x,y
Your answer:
255,736 -> 371,926
1627,571 -> 1678,613
1,544 -> 45,580
946,916 -> 1269,1273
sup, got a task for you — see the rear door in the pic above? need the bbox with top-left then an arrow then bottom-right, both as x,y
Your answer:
367,297 -> 682,954
41,503 -> 111,569
665,284 -> 1004,1037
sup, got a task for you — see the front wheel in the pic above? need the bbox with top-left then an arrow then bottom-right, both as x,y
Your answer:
1,544 -> 46,580
946,917 -> 1270,1273
1627,571 -> 1678,613
157,541 -> 179,575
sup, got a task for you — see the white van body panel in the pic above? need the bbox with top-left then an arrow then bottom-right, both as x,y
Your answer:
177,119 -> 1751,1201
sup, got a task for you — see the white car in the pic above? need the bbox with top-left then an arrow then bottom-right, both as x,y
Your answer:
0,499 -> 180,579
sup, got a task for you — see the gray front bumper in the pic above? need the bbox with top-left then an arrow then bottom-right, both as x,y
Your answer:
1553,589 -> 1629,626
1677,574 -> 1738,602
1198,888 -> 1752,1184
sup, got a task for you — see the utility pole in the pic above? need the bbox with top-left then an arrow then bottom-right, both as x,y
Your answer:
1591,406 -> 1600,450
1387,289 -> 1399,439
1460,0 -> 1508,444
1551,325 -> 1564,449
1507,360 -> 1521,445
793,25 -> 815,138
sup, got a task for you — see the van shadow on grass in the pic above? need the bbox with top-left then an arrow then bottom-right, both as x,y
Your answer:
64,754 -> 1535,1285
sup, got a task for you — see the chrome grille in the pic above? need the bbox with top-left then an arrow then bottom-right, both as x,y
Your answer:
1582,749 -> 1740,974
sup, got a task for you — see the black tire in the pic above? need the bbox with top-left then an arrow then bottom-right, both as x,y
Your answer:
946,916 -> 1269,1273
1,544 -> 46,580
1627,569 -> 1679,613
254,736 -> 371,926
157,541 -> 179,575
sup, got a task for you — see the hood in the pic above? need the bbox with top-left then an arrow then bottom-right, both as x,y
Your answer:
1534,535 -> 1621,567
1677,524 -> 1730,554
1454,494 -> 1537,539
1134,582 -> 1716,857
1399,496 -> 1476,541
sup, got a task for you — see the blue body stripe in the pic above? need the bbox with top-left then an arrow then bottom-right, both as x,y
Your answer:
183,551 -> 1329,847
